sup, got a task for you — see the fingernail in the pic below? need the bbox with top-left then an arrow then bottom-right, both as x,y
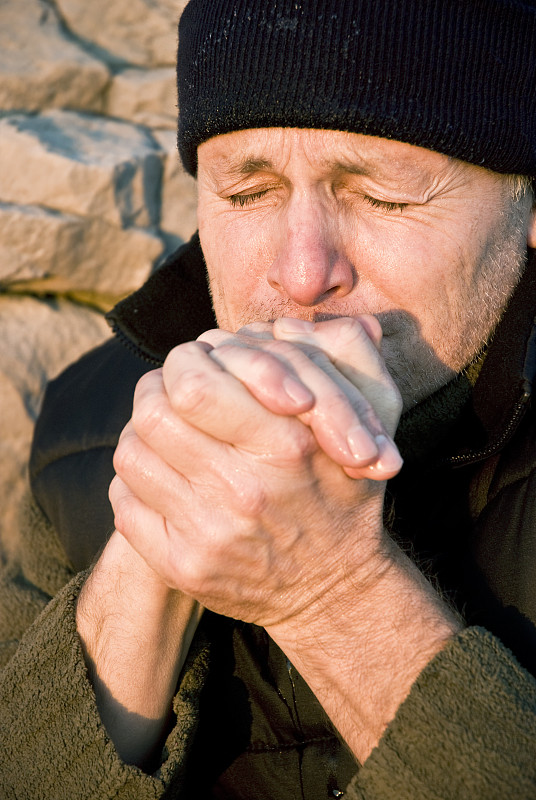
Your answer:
275,318 -> 315,333
282,376 -> 314,406
347,425 -> 379,462
374,434 -> 403,473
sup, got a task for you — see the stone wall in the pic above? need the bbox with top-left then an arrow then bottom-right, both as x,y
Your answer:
0,0 -> 197,555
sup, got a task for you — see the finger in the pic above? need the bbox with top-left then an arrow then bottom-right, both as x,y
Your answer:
208,338 -> 399,472
109,474 -> 169,570
196,329 -> 402,477
272,316 -> 402,436
198,321 -> 276,347
143,338 -> 400,479
343,433 -> 403,480
164,339 -> 314,417
198,327 -> 318,415
113,419 -> 354,604
114,420 -> 269,537
109,474 -> 189,590
139,343 -> 317,467
115,394 -> 355,565
113,419 -> 197,519
352,313 -> 384,351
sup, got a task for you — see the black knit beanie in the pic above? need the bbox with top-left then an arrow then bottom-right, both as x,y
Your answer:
177,0 -> 536,178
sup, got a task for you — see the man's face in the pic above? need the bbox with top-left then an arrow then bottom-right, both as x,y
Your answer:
197,128 -> 535,408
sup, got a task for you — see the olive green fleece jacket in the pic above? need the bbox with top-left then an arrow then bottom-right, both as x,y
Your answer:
1,497 -> 536,799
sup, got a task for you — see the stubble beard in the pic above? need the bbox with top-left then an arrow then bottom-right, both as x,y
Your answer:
387,201 -> 529,409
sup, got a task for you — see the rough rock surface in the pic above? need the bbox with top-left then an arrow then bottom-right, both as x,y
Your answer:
0,202 -> 162,299
54,0 -> 189,67
0,0 -> 110,113
154,129 -> 198,245
0,0 -> 198,552
0,111 -> 164,229
0,296 -> 110,557
106,68 -> 177,129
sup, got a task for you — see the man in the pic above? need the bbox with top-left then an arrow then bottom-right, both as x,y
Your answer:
2,0 -> 536,797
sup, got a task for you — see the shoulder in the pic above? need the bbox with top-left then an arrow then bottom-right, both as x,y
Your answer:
29,337 -> 153,571
470,406 -> 536,670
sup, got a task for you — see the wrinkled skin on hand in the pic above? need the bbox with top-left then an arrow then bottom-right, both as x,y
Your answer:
110,316 -> 403,628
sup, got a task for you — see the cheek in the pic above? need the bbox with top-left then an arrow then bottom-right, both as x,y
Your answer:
199,213 -> 276,329
352,220 -> 449,309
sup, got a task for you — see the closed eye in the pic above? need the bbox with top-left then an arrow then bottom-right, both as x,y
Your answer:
228,190 -> 269,208
363,195 -> 407,213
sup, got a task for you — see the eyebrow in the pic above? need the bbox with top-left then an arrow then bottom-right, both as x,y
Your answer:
330,160 -> 368,176
212,152 -> 433,185
330,157 -> 438,189
217,157 -> 275,177
219,154 -> 374,177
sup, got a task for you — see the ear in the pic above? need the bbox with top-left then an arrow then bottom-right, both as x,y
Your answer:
528,197 -> 536,249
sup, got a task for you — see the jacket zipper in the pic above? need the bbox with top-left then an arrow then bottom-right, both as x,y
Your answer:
447,389 -> 531,469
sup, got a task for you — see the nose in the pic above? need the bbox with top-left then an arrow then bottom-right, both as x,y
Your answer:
267,193 -> 355,307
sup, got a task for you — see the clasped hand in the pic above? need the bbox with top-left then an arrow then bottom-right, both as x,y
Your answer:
110,315 -> 403,628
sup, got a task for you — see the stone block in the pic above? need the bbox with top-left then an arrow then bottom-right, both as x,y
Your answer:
0,0 -> 110,113
0,110 -> 164,229
0,295 -> 110,555
153,129 -> 198,244
106,67 -> 177,129
0,375 -> 35,561
0,203 -> 163,301
54,0 -> 189,67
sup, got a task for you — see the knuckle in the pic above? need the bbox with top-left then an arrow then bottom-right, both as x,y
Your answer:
131,391 -> 167,439
112,435 -> 140,479
338,315 -> 366,340
170,367 -> 214,414
323,316 -> 367,349
133,369 -> 162,401
217,467 -> 268,517
164,341 -> 222,411
163,340 -> 215,386
166,340 -> 207,364
109,490 -> 133,537
246,347 -> 286,381
175,551 -> 212,597
107,474 -> 121,507
279,424 -> 316,463
234,479 -> 267,518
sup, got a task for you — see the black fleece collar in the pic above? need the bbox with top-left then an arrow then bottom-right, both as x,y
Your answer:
106,237 -> 536,465
106,233 -> 216,365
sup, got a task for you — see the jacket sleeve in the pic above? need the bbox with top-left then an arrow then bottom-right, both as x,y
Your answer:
0,496 -> 209,800
3,512 -> 536,798
346,626 -> 536,800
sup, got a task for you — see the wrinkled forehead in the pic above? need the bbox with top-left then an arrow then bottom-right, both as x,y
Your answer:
197,127 -> 463,187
